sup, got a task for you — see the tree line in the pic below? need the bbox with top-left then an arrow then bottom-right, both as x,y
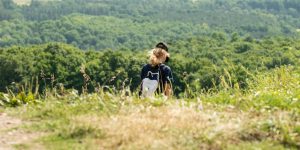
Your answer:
1,35 -> 299,96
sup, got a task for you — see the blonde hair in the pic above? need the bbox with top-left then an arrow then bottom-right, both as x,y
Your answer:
148,48 -> 169,66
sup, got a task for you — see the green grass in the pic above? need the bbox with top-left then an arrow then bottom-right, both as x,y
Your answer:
1,66 -> 300,149
14,144 -> 31,150
4,95 -> 299,149
226,141 -> 287,150
0,108 -> 4,113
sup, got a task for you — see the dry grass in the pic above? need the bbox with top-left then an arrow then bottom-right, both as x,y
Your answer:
2,94 -> 299,149
1,67 -> 299,149
70,103 -> 294,149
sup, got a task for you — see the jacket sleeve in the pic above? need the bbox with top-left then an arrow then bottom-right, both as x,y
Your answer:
162,66 -> 173,84
141,65 -> 147,80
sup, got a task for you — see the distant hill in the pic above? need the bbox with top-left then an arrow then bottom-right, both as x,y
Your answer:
1,0 -> 300,49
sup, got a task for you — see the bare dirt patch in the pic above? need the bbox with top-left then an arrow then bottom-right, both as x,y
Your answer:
0,113 -> 44,150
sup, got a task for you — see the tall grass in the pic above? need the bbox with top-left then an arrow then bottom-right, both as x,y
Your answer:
1,65 -> 299,111
1,66 -> 299,149
183,66 -> 300,111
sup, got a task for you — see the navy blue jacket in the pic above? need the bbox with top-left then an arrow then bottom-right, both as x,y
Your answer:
140,64 -> 173,93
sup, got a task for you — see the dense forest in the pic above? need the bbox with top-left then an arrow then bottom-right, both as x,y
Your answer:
0,0 -> 300,96
1,36 -> 300,96
0,0 -> 300,50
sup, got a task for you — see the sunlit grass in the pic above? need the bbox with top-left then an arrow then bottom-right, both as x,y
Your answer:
12,0 -> 31,5
7,96 -> 300,149
1,66 -> 300,149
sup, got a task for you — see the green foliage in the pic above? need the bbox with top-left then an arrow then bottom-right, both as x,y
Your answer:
1,34 -> 300,96
1,0 -> 300,49
199,66 -> 300,112
0,91 -> 37,107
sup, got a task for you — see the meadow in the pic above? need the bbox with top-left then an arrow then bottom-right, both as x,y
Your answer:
1,66 -> 299,149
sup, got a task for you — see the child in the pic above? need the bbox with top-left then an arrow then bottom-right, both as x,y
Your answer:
140,42 -> 173,98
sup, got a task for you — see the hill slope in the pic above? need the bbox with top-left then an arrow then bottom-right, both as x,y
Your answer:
1,0 -> 300,49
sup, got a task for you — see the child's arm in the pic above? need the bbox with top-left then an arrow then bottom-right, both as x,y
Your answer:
164,83 -> 172,98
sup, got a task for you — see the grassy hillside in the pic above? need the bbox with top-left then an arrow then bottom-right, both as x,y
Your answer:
1,67 -> 299,149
